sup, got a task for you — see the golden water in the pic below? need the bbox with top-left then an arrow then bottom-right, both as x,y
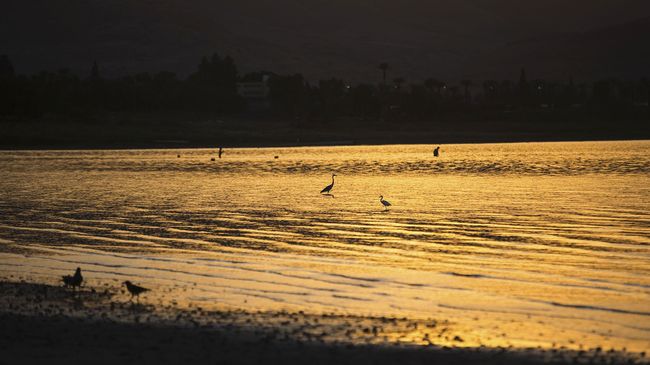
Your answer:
1,141 -> 649,350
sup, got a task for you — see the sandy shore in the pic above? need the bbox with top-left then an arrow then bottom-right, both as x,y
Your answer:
0,281 -> 646,365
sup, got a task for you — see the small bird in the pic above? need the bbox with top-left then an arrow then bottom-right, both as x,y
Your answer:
123,281 -> 149,302
62,267 -> 83,291
379,195 -> 392,210
433,146 -> 440,157
320,174 -> 337,194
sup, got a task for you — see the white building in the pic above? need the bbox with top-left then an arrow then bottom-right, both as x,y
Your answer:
237,75 -> 270,111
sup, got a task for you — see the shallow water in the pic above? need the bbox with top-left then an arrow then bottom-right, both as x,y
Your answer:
1,141 -> 649,350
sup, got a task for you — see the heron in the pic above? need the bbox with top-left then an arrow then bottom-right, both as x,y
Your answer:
218,147 -> 223,159
379,195 -> 392,210
320,174 -> 337,194
62,267 -> 83,291
123,281 -> 150,302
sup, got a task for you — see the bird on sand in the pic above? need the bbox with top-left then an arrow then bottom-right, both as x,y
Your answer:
123,281 -> 150,302
433,146 -> 440,157
379,195 -> 392,210
62,267 -> 83,291
320,174 -> 337,194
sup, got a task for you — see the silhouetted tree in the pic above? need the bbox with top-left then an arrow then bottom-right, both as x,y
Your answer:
533,79 -> 545,106
483,80 -> 498,104
518,68 -> 530,106
561,76 -> 577,107
640,78 -> 649,106
378,63 -> 389,85
187,53 -> 242,112
0,54 -> 647,133
461,79 -> 472,105
318,78 -> 346,120
0,55 -> 15,79
349,83 -> 379,120
90,61 -> 101,81
0,55 -> 17,115
592,80 -> 613,104
393,77 -> 405,91
269,74 -> 308,118
422,78 -> 432,92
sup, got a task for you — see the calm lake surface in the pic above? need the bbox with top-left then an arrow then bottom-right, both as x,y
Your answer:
1,141 -> 649,350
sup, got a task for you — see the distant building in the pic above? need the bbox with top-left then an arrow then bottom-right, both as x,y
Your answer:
237,75 -> 270,111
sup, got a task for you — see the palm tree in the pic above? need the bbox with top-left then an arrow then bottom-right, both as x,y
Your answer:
379,63 -> 389,85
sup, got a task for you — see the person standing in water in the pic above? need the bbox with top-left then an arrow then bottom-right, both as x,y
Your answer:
218,147 -> 223,159
433,146 -> 440,157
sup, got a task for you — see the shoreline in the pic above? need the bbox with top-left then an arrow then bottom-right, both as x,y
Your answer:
1,135 -> 649,152
1,281 -> 646,364
1,112 -> 648,150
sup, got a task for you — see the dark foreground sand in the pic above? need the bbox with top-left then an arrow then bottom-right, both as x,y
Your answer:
0,281 -> 646,365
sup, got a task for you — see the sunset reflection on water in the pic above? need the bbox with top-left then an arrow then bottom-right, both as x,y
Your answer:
1,141 -> 649,351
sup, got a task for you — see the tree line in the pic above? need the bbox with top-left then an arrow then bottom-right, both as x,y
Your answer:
0,54 -> 648,123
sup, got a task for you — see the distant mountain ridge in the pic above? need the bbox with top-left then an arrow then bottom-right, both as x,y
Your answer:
1,0 -> 649,82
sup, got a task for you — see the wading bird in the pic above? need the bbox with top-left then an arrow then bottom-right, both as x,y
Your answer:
62,267 -> 83,291
433,146 -> 440,157
320,174 -> 337,194
123,281 -> 150,302
379,195 -> 392,210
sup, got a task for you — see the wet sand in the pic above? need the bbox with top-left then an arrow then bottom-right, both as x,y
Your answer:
1,281 -> 646,365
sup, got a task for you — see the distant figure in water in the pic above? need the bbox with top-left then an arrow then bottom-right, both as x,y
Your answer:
218,147 -> 223,159
379,195 -> 392,210
62,267 -> 83,291
433,146 -> 440,157
320,174 -> 337,194
123,281 -> 149,302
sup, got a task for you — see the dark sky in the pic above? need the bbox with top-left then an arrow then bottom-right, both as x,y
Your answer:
2,0 -> 650,82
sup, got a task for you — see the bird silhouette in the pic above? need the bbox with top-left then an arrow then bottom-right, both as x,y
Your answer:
62,267 -> 83,291
379,195 -> 392,210
320,174 -> 337,194
123,281 -> 149,302
433,146 -> 440,157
